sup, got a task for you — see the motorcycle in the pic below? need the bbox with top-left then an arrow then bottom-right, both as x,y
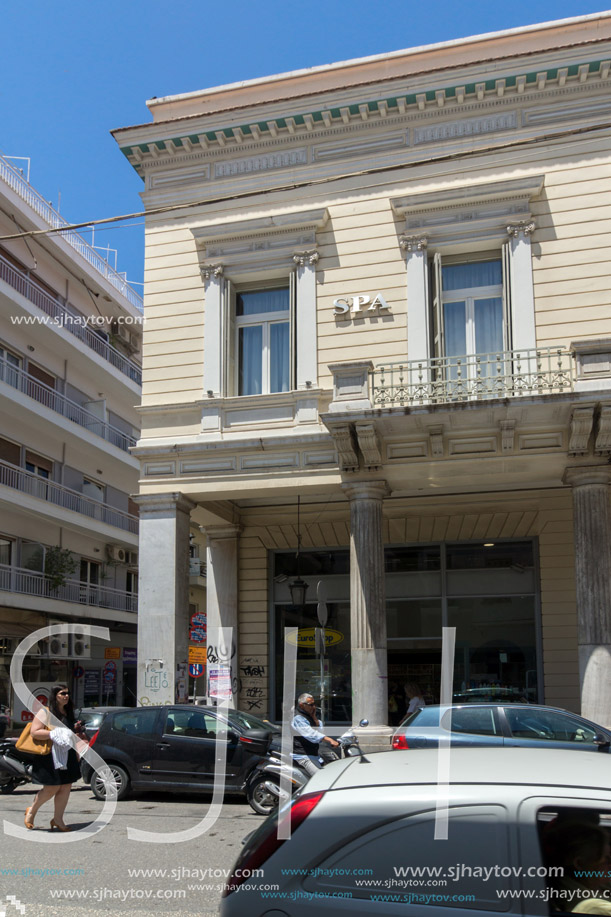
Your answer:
246,720 -> 369,816
0,738 -> 33,794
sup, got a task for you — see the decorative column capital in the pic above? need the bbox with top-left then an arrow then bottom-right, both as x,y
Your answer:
342,480 -> 390,502
132,492 -> 196,517
506,220 -> 536,238
201,523 -> 241,541
292,249 -> 319,266
563,466 -> 611,487
399,234 -> 428,253
200,263 -> 224,281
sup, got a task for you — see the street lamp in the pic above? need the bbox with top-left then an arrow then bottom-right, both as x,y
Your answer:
289,496 -> 309,610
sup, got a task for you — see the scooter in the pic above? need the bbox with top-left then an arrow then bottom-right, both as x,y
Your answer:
0,738 -> 33,794
246,721 -> 368,816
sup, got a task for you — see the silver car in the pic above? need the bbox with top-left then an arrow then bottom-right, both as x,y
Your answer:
221,746 -> 611,915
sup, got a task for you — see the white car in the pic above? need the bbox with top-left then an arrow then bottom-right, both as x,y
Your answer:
221,746 -> 611,916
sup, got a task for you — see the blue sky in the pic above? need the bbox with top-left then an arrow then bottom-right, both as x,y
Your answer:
1,1 -> 607,289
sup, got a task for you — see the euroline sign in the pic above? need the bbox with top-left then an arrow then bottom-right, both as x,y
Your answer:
333,293 -> 391,317
286,628 -> 344,648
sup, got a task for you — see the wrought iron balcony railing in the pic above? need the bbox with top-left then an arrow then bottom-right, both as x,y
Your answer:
0,460 -> 138,535
0,357 -> 137,453
0,563 -> 137,614
372,348 -> 574,408
0,154 -> 143,313
0,252 -> 141,385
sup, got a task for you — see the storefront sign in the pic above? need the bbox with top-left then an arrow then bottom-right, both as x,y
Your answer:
123,648 -> 137,662
286,628 -> 344,648
104,647 -> 121,660
333,293 -> 391,317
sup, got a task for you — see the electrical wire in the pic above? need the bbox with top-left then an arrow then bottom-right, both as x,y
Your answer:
0,119 -> 610,243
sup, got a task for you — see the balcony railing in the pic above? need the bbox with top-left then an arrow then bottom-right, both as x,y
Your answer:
372,348 -> 574,408
0,460 -> 139,535
0,254 -> 142,385
0,154 -> 143,313
0,563 -> 138,614
0,358 -> 137,453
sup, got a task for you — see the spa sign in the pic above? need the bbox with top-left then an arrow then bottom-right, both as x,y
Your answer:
333,293 -> 391,317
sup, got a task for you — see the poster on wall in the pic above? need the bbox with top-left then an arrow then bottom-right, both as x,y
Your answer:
175,663 -> 188,702
208,666 -> 232,700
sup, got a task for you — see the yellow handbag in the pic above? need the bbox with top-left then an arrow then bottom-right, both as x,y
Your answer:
15,720 -> 52,756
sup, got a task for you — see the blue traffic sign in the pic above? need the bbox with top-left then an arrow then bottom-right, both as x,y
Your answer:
189,664 -> 205,678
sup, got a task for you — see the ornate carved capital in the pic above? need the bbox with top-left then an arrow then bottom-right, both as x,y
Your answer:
328,424 -> 359,472
292,249 -> 319,267
506,220 -> 535,239
200,263 -> 224,281
399,234 -> 428,253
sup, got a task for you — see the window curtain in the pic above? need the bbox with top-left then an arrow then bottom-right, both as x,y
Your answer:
239,325 -> 262,395
270,322 -> 289,392
442,260 -> 502,291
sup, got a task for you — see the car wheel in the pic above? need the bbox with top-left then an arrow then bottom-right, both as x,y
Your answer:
90,764 -> 130,801
247,774 -> 279,816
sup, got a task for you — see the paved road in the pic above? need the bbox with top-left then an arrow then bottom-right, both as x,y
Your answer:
0,781 -> 263,916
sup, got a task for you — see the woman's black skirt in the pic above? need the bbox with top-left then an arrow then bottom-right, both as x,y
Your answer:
29,748 -> 81,786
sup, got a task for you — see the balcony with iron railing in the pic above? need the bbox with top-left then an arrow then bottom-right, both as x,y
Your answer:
0,460 -> 139,535
0,252 -> 142,385
0,357 -> 137,454
0,154 -> 143,313
371,347 -> 574,408
0,563 -> 138,614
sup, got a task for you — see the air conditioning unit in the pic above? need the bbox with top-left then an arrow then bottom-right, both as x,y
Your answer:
126,551 -> 138,568
40,621 -> 69,658
106,544 -> 127,564
128,331 -> 140,353
70,628 -> 91,659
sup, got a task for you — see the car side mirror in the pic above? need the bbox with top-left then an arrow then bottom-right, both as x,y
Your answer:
594,733 -> 610,748
359,719 -> 369,728
227,730 -> 238,743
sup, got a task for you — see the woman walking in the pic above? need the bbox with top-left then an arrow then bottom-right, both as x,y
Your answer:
24,685 -> 84,832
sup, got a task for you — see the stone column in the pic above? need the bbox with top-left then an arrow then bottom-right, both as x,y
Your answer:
203,524 -> 240,708
564,467 -> 611,727
135,493 -> 195,707
343,481 -> 391,747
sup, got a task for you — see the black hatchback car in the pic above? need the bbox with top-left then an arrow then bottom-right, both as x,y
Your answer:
392,703 -> 611,751
81,704 -> 278,800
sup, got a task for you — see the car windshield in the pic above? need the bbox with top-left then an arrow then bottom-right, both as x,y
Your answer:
401,707 -> 443,728
227,711 -> 278,732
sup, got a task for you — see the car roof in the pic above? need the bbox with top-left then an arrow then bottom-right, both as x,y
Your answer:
304,747 -> 611,794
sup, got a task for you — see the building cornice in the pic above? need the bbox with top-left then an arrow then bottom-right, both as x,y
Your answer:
118,57 -> 611,178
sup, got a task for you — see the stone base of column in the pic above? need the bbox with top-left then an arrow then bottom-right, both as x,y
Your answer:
353,725 -> 394,754
579,644 -> 611,728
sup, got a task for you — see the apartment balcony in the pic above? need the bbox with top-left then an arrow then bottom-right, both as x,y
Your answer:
0,460 -> 138,536
0,252 -> 141,386
0,154 -> 143,315
0,563 -> 137,615
0,358 -> 137,454
371,348 -> 574,408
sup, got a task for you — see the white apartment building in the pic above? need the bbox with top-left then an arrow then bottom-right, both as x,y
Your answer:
0,154 -> 142,723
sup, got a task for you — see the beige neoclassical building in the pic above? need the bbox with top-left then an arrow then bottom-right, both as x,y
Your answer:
113,12 -> 611,734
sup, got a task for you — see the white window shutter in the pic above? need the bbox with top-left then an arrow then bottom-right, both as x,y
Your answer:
289,269 -> 297,391
431,252 -> 444,359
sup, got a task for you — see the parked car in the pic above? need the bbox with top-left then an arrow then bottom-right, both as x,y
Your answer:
76,706 -> 130,741
81,704 -> 279,800
221,746 -> 611,915
452,687 -> 530,703
392,703 -> 611,751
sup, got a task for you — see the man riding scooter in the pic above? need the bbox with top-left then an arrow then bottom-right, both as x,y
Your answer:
291,692 -> 339,776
